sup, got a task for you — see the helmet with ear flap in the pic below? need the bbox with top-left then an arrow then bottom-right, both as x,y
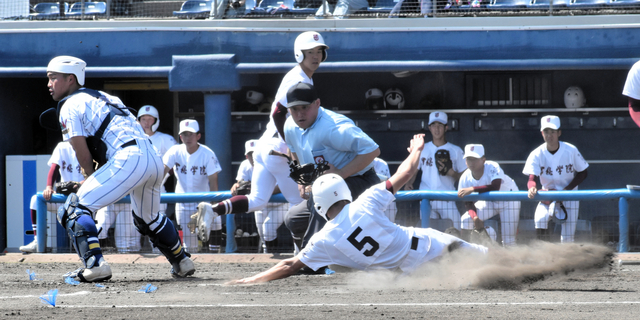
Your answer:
294,31 -> 329,64
312,173 -> 352,221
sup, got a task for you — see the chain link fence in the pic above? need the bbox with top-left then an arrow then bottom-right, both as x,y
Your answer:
2,0 -> 639,20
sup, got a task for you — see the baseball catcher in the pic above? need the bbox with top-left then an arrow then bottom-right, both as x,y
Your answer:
435,149 -> 453,176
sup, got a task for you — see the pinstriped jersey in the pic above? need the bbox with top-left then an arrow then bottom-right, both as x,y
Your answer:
58,88 -> 148,160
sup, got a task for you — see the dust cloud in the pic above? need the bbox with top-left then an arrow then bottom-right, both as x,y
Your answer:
346,241 -> 614,290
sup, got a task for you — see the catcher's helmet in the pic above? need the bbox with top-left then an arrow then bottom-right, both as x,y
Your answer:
294,31 -> 329,64
312,173 -> 352,221
138,105 -> 160,132
384,88 -> 405,109
564,86 -> 586,109
47,56 -> 86,86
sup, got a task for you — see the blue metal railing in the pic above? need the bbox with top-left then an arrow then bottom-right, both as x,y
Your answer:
36,188 -> 640,254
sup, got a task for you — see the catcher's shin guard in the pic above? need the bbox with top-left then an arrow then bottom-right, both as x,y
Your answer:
57,194 -> 103,268
133,212 -> 186,264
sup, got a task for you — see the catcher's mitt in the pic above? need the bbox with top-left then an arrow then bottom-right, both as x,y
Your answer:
289,159 -> 329,186
435,149 -> 453,176
267,149 -> 329,186
55,181 -> 81,195
235,180 -> 252,195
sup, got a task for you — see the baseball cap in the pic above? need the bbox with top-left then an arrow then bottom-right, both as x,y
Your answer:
179,119 -> 199,134
47,56 -> 86,86
464,144 -> 485,159
245,139 -> 258,155
286,82 -> 318,108
428,111 -> 448,125
540,115 -> 561,131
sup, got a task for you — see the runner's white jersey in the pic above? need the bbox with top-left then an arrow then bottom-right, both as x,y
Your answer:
236,159 -> 253,182
148,131 -> 176,157
458,161 -> 518,191
48,141 -> 84,182
418,142 -> 465,191
299,183 -> 415,271
58,88 -> 148,160
258,65 -> 313,150
163,144 -> 222,193
522,141 -> 589,190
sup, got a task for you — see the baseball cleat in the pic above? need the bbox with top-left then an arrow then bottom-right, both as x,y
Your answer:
196,202 -> 218,242
63,257 -> 112,282
19,239 -> 38,253
171,256 -> 196,278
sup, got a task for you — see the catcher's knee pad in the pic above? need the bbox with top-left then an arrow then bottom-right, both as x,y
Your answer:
134,212 -> 185,263
66,212 -> 101,268
57,193 -> 92,226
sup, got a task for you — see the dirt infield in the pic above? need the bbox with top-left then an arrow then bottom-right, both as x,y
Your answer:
1,245 -> 640,319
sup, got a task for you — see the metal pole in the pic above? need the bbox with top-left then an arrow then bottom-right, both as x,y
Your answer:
420,199 -> 431,228
36,194 -> 48,253
618,197 -> 629,253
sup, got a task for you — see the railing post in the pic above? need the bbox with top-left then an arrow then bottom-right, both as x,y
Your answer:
618,197 -> 629,253
226,214 -> 238,253
420,199 -> 431,228
36,194 -> 48,253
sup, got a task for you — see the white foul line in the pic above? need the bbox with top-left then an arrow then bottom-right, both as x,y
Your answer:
54,301 -> 640,308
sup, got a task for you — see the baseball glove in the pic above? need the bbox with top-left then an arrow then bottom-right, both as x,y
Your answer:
435,149 -> 453,176
55,181 -> 81,195
235,180 -> 252,195
289,159 -> 329,186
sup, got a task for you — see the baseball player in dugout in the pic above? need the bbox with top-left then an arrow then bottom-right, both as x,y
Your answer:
163,120 -> 222,253
226,134 -> 488,284
457,144 -> 521,246
192,31 -> 329,252
523,115 -> 589,243
44,56 -> 195,282
405,111 -> 466,230
20,141 -> 84,253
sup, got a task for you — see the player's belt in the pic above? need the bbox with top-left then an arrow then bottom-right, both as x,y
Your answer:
120,140 -> 137,149
411,236 -> 419,250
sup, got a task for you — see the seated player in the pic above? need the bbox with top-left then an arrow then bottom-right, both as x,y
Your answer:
226,134 -> 488,284
458,144 -> 520,246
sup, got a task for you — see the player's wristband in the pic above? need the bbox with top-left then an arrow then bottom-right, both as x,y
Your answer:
468,209 -> 478,219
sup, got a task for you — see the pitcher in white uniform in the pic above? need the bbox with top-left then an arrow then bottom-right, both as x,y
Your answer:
227,134 -> 487,284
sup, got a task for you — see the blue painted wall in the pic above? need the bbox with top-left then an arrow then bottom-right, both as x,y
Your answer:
2,19 -> 640,249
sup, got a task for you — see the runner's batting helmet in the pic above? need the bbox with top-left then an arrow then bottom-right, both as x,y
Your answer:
294,31 -> 329,64
312,173 -> 352,221
138,105 -> 160,132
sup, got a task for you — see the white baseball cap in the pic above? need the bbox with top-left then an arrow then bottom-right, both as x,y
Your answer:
464,144 -> 485,159
245,139 -> 258,155
179,119 -> 199,134
540,115 -> 561,131
47,56 -> 86,86
428,111 -> 448,125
